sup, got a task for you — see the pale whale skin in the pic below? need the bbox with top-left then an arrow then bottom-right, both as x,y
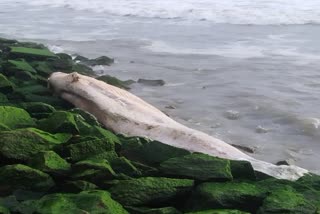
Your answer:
48,72 -> 309,180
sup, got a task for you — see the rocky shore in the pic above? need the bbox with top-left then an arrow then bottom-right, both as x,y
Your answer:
0,37 -> 319,214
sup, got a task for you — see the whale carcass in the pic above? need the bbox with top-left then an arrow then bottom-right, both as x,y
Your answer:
48,72 -> 309,180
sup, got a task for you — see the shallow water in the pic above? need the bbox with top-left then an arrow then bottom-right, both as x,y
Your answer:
1,0 -> 320,173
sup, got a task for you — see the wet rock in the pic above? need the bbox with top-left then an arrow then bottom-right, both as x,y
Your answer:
88,56 -> 114,66
31,61 -> 54,77
30,190 -> 128,214
186,210 -> 249,214
119,136 -> 190,166
38,111 -> 80,134
0,164 -> 54,196
224,110 -> 240,120
255,125 -> 269,134
276,159 -> 295,166
188,182 -> 266,213
72,63 -> 93,75
165,105 -> 176,109
20,102 -> 55,119
231,144 -> 255,154
257,186 -> 316,213
9,46 -> 57,60
230,160 -> 256,180
125,206 -> 181,214
110,156 -> 142,177
60,180 -> 97,193
97,75 -> 131,90
69,108 -> 100,127
138,78 -> 165,86
0,128 -> 71,162
0,106 -> 35,129
28,151 -> 71,175
0,74 -> 14,93
160,153 -> 232,181
48,55 -> 73,70
3,59 -> 37,80
109,177 -> 194,206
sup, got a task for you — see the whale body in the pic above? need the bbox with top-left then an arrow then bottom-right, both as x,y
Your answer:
48,72 -> 309,180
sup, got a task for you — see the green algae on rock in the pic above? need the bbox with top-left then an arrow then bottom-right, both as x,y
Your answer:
28,151 -> 71,175
160,153 -> 232,181
9,46 -> 57,60
186,209 -> 250,214
97,75 -> 131,90
0,164 -> 54,196
109,177 -> 194,206
125,206 -> 181,214
0,106 -> 35,129
0,128 -> 71,162
0,74 -> 14,93
60,180 -> 97,193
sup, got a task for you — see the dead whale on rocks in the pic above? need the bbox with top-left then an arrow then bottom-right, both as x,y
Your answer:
48,72 -> 309,181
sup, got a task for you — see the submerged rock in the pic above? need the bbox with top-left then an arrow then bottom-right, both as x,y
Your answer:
109,177 -> 194,206
0,164 -> 54,196
97,75 -> 131,90
224,110 -> 240,120
138,78 -> 165,86
160,153 -> 232,181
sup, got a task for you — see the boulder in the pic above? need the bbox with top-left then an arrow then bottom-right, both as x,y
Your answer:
137,79 -> 165,86
0,106 -> 35,129
88,56 -> 114,66
20,102 -> 55,119
9,46 -> 57,60
31,61 -> 54,77
119,136 -> 190,166
38,111 -> 79,134
0,74 -> 14,93
97,75 -> 130,90
189,182 -> 267,213
0,128 -> 71,162
0,206 -> 10,214
257,186 -> 316,213
3,59 -> 36,80
0,164 -> 54,196
109,177 -> 194,206
60,180 -> 97,193
110,157 -> 142,177
28,151 -> 71,175
30,190 -> 128,214
160,153 -> 232,181
0,93 -> 8,104
125,206 -> 181,214
69,108 -> 100,126
230,160 -> 256,180
0,123 -> 10,131
186,210 -> 249,214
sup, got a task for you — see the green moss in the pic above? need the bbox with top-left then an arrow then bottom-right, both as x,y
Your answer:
61,180 -> 97,193
119,136 -> 190,166
109,177 -> 194,206
0,106 -> 35,129
258,186 -> 316,213
69,108 -> 100,126
28,151 -> 71,175
0,123 -> 10,131
125,206 -> 181,214
186,210 -> 249,214
230,160 -> 256,180
0,164 -> 54,196
0,74 -> 14,93
7,59 -> 36,74
34,190 -> 128,214
72,63 -> 93,75
189,182 -> 267,212
0,128 -> 71,161
31,61 -> 54,77
38,111 -> 79,134
15,84 -> 51,96
97,75 -> 130,90
160,153 -> 232,181
19,102 -> 55,119
111,157 -> 142,177
9,46 -> 57,59
0,93 -> 8,104
0,205 -> 10,214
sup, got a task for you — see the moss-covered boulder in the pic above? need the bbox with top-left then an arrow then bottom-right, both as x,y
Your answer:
28,151 -> 71,175
257,186 -> 316,213
69,108 -> 100,126
38,111 -> 79,134
9,46 -> 57,60
30,190 -> 128,214
0,206 -> 10,214
126,206 -> 181,214
0,106 -> 35,129
0,128 -> 71,162
111,157 -> 142,177
0,93 -> 8,104
20,102 -> 55,119
60,180 -> 97,193
188,182 -> 267,213
0,164 -> 54,196
160,153 -> 232,181
186,210 -> 249,214
31,61 -> 54,77
119,136 -> 190,166
0,74 -> 14,93
109,177 -> 194,206
3,59 -> 36,80
230,160 -> 256,180
0,123 -> 10,131
97,75 -> 130,90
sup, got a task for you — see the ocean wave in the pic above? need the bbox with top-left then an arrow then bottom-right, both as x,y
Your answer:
8,0 -> 320,25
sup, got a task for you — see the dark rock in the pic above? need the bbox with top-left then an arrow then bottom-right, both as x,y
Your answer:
185,210 -> 249,214
0,128 -> 71,162
125,206 -> 181,214
138,79 -> 165,86
20,102 -> 55,119
160,153 -> 232,181
0,106 -> 35,129
111,157 -> 142,177
0,164 -> 54,196
60,180 -> 97,193
72,63 -> 94,75
276,159 -> 295,166
31,61 -> 54,77
109,177 -> 194,206
230,160 -> 256,180
69,108 -> 100,127
0,74 -> 14,93
231,144 -> 255,154
89,56 -> 114,66
3,59 -> 37,80
97,75 -> 131,90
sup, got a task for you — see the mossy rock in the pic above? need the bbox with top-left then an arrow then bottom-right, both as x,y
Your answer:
9,46 -> 57,60
109,177 -> 194,206
0,93 -> 8,104
257,186 -> 316,213
28,151 -> 71,175
0,37 -> 17,44
0,164 -> 54,196
38,111 -> 79,134
72,159 -> 116,183
30,190 -> 128,214
3,60 -> 36,80
0,106 -> 35,129
77,55 -> 114,66
19,93 -> 71,108
0,123 -> 10,131
20,102 -> 55,119
0,128 -> 71,162
66,138 -> 115,162
0,74 -> 14,93
15,84 -> 51,96
186,210 -> 249,214
69,108 -> 100,126
0,206 -> 10,214
60,180 -> 97,193
297,174 -> 320,191
230,160 -> 256,180
160,153 -> 232,181
6,59 -> 36,74
119,136 -> 190,166
31,61 -> 54,77
48,54 -> 74,70
97,75 -> 130,90
72,63 -> 94,75
110,157 -> 142,177
188,182 -> 267,213
125,206 -> 181,214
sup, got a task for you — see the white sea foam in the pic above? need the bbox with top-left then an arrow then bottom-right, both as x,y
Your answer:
3,0 -> 320,25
